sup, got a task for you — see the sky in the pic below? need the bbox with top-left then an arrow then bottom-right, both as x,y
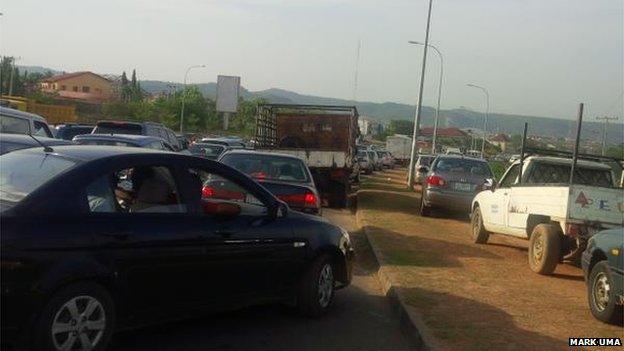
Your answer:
1,0 -> 623,120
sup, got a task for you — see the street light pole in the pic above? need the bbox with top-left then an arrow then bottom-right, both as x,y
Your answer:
180,64 -> 206,134
466,84 -> 490,158
407,0 -> 435,189
408,41 -> 443,154
596,116 -> 618,156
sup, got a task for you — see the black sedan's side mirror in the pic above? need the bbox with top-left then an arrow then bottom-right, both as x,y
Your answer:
270,201 -> 289,220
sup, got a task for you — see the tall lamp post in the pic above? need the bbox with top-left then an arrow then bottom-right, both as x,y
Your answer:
407,0 -> 435,189
466,83 -> 490,158
180,64 -> 206,134
408,41 -> 443,154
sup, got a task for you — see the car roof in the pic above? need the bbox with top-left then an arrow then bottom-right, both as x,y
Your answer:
436,154 -> 486,162
0,107 -> 47,123
222,149 -> 304,161
7,144 -> 170,162
74,133 -> 164,145
0,134 -> 72,146
517,156 -> 611,170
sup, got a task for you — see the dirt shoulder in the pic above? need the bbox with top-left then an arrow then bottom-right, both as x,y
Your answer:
357,169 -> 622,351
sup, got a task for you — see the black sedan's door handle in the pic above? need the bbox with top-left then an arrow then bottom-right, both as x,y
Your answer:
213,229 -> 236,237
99,232 -> 131,240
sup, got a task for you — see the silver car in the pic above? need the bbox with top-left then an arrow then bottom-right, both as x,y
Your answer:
419,155 -> 494,216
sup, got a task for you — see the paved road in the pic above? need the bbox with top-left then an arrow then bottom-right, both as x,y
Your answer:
110,208 -> 412,351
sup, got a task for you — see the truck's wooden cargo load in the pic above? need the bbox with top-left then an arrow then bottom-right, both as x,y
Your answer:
255,104 -> 359,207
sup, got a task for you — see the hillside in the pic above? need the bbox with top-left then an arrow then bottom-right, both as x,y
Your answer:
18,66 -> 624,143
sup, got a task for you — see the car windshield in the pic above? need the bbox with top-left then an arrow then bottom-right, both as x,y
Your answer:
0,152 -> 77,210
75,139 -> 136,147
93,123 -> 142,135
189,144 -> 226,159
220,153 -> 310,183
434,158 -> 493,177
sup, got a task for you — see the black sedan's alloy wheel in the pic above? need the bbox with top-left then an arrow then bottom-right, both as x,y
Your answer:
298,254 -> 335,317
34,282 -> 115,351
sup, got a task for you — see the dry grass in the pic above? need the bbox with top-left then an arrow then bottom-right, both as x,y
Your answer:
358,169 -> 622,351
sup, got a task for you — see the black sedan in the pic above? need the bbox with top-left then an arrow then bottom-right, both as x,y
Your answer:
219,150 -> 322,215
0,145 -> 353,351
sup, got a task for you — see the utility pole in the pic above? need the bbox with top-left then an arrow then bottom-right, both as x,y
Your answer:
407,0 -> 435,189
596,116 -> 619,156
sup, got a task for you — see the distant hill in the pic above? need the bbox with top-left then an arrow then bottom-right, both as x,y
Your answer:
17,65 -> 62,75
18,66 -> 624,143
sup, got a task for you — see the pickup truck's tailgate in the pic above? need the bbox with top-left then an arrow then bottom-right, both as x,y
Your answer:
568,186 -> 624,225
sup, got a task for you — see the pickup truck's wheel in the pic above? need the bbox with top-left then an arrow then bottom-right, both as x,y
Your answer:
34,282 -> 115,351
528,224 -> 561,275
471,206 -> 490,244
588,261 -> 623,324
298,254 -> 335,317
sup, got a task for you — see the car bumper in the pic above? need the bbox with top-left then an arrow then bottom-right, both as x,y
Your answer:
423,188 -> 475,212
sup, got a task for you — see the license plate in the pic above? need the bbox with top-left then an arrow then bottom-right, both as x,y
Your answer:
454,182 -> 472,192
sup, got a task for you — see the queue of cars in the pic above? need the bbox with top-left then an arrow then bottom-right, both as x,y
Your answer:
0,107 -> 355,350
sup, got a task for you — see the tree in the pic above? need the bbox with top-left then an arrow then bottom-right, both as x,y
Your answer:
387,120 -> 414,136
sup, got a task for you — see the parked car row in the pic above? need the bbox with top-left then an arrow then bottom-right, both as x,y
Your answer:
356,145 -> 395,174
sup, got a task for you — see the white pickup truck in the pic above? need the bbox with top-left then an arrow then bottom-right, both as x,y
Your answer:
471,156 -> 624,275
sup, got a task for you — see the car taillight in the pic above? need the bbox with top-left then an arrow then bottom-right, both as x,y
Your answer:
426,175 -> 446,187
278,192 -> 318,208
202,186 -> 245,200
202,186 -> 215,197
566,223 -> 582,237
250,171 -> 266,180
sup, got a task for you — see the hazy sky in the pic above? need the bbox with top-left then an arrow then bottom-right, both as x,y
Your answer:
1,0 -> 623,120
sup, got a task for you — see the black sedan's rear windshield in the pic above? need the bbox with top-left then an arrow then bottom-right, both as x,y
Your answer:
0,152 -> 77,210
434,158 -> 493,177
220,153 -> 310,183
92,122 -> 142,135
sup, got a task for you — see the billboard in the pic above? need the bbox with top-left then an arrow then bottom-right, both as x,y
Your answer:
216,75 -> 240,113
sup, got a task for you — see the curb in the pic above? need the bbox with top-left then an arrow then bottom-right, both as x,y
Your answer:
355,192 -> 444,351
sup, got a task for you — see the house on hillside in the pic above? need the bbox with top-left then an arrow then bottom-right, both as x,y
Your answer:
420,126 -> 467,138
39,71 -> 114,103
489,133 -> 510,152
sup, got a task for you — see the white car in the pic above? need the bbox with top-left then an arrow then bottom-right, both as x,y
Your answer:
471,156 -> 623,275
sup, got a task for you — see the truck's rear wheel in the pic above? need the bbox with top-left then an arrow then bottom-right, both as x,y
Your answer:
528,224 -> 562,275
471,206 -> 490,244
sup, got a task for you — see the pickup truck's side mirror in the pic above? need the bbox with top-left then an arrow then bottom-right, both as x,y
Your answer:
417,166 -> 429,173
483,178 -> 495,191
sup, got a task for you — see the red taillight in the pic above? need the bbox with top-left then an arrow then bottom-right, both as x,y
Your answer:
202,186 -> 244,200
566,223 -> 582,237
278,192 -> 318,208
304,193 -> 317,206
426,175 -> 446,187
202,186 -> 215,197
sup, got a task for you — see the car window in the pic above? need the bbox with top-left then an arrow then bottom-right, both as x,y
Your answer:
220,153 -> 310,183
189,168 -> 267,217
75,139 -> 136,147
146,141 -> 165,150
85,166 -> 186,213
434,158 -> 493,177
526,162 -> 613,187
499,164 -> 520,188
0,115 -> 30,134
0,152 -> 77,209
33,121 -> 53,138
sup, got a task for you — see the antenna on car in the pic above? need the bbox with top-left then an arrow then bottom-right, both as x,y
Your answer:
28,134 -> 54,153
